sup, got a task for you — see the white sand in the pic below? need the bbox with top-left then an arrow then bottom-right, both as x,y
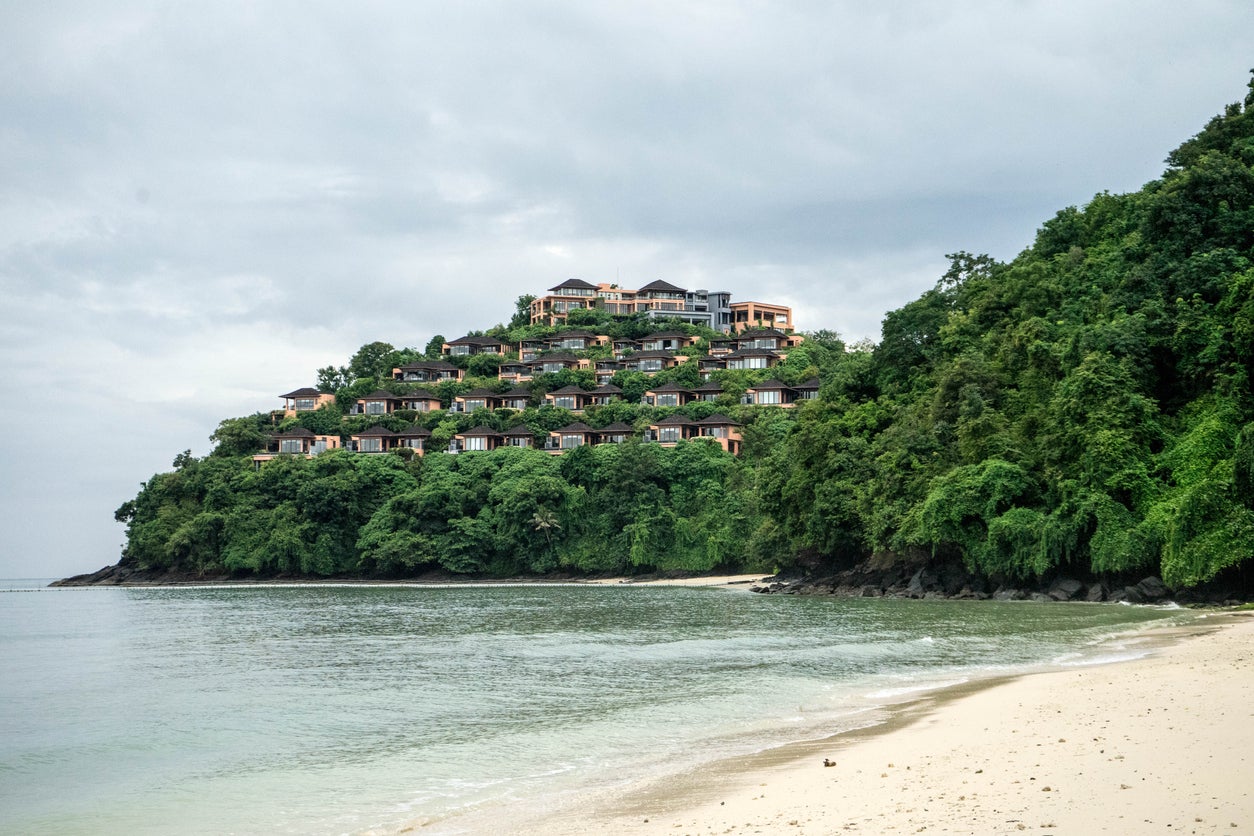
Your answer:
503,612 -> 1254,835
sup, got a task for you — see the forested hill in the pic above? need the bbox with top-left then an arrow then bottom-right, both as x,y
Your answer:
95,75 -> 1254,594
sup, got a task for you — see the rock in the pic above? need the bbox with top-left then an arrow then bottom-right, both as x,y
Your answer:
1029,592 -> 1053,603
1084,583 -> 1106,602
860,585 -> 881,597
939,564 -> 969,596
993,587 -> 1025,601
1122,585 -> 1145,603
1134,576 -> 1169,602
1048,578 -> 1084,601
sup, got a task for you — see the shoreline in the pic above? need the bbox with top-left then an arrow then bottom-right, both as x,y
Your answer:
431,610 -> 1253,835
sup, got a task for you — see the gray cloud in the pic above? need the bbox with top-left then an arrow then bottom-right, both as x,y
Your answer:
1,0 -> 1251,577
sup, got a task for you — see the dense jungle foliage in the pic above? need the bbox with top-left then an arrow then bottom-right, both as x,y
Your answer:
116,76 -> 1254,588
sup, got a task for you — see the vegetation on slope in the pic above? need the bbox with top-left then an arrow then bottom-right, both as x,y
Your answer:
114,75 -> 1254,589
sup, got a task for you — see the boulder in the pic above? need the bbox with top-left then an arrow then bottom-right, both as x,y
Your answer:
1084,583 -> 1106,602
1048,578 -> 1085,601
860,585 -> 881,597
992,587 -> 1025,601
1029,592 -> 1053,603
1134,576 -> 1170,602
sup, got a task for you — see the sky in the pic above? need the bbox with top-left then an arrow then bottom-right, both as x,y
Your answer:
1,1 -> 1251,579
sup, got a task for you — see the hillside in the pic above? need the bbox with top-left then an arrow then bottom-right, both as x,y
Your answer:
88,74 -> 1254,596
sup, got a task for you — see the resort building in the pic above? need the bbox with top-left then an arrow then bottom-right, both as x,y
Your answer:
442,335 -> 508,357
354,390 -> 403,416
253,428 -> 341,465
730,301 -> 792,332
278,387 -> 336,418
393,361 -> 464,383
528,279 -> 788,333
546,422 -> 598,453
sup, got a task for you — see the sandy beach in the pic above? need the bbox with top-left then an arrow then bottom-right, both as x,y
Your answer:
497,610 -> 1254,835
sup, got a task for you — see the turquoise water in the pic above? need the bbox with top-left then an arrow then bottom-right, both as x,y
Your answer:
0,581 -> 1189,835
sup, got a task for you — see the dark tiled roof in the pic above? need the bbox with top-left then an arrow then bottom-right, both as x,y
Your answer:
395,426 -> 432,438
647,382 -> 691,393
547,385 -> 589,395
458,388 -> 500,398
396,360 -> 459,371
500,387 -> 533,398
628,350 -> 678,360
528,352 -> 580,364
724,348 -> 780,359
637,279 -> 687,294
274,427 -> 317,437
592,384 -> 623,394
361,389 -> 400,400
552,329 -> 598,338
449,335 -> 505,346
457,425 -> 500,437
501,425 -> 536,437
597,422 -> 635,433
554,422 -> 596,433
748,379 -> 790,390
280,387 -> 322,399
652,414 -> 694,426
737,328 -> 788,339
548,278 -> 598,291
354,425 -> 396,437
696,413 -> 739,426
692,381 -> 725,392
642,330 -> 690,339
793,378 -> 821,391
402,388 -> 440,400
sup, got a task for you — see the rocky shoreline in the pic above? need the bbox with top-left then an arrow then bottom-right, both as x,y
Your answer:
748,558 -> 1250,606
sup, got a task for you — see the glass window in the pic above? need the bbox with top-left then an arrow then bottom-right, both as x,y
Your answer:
561,434 -> 583,449
463,436 -> 487,451
756,390 -> 781,404
366,401 -> 387,414
554,396 -> 576,410
294,398 -> 315,411
640,360 -> 663,372
658,427 -> 682,443
656,394 -> 678,407
279,439 -> 304,453
359,437 -> 383,452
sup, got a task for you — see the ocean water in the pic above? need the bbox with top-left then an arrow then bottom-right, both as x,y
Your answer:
0,580 -> 1190,835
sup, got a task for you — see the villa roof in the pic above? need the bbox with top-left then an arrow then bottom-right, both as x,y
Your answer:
395,426 -> 432,438
793,378 -> 821,391
592,384 -> 623,394
501,425 -> 536,437
448,335 -> 506,346
724,348 -> 781,359
396,360 -> 459,371
457,425 -> 499,437
552,329 -> 598,338
500,386 -> 534,398
646,382 -> 691,393
528,352 -> 580,364
402,388 -> 440,401
597,422 -> 635,433
652,414 -> 694,426
695,413 -> 739,426
637,279 -> 687,294
274,427 -> 316,438
692,381 -> 725,392
748,379 -> 791,390
553,422 -> 596,434
279,387 -> 322,399
548,278 -> 598,291
547,385 -> 590,395
360,389 -> 401,400
353,425 -> 396,437
628,350 -> 679,360
642,330 -> 690,339
736,328 -> 788,339
458,388 -> 500,398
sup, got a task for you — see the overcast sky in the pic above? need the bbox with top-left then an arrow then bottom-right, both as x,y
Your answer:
2,2 -> 1251,579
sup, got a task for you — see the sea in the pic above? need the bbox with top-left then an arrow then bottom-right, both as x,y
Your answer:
0,579 -> 1195,835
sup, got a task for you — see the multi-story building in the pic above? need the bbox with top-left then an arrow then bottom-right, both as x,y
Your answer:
529,279 -> 788,333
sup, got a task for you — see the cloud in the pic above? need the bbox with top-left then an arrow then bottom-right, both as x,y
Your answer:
1,0 -> 1252,576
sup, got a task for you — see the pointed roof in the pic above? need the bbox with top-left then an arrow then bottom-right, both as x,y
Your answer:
401,388 -> 440,401
642,330 -> 690,340
547,385 -> 590,395
724,347 -> 781,359
396,360 -> 459,371
748,378 -> 791,390
628,349 -> 679,360
592,383 -> 623,394
553,422 -> 596,434
280,387 -> 322,399
793,377 -> 821,391
395,425 -> 432,438
552,329 -> 598,338
528,351 -> 580,364
692,381 -> 725,392
646,382 -> 691,393
448,334 -> 506,346
499,386 -> 533,398
597,421 -> 635,434
360,389 -> 401,400
651,413 -> 694,426
548,278 -> 598,291
695,413 -> 740,427
457,387 -> 501,398
501,424 -> 536,438
736,328 -> 788,339
456,425 -> 500,437
353,425 -> 396,437
637,279 -> 687,294
274,426 -> 316,437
